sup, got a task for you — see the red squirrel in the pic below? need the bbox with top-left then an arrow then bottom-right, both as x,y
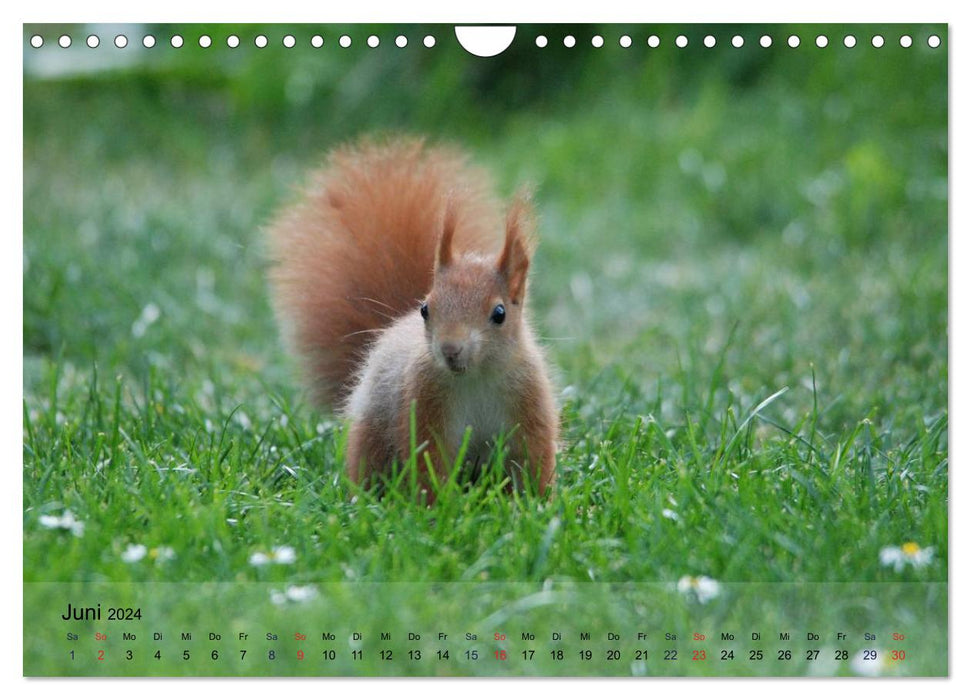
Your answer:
266,136 -> 558,500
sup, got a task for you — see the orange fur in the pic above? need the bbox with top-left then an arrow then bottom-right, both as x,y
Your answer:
266,135 -> 558,498
267,136 -> 502,406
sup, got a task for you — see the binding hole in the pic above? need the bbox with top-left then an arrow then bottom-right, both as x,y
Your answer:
676,35 -> 688,48
900,35 -> 913,48
928,35 -> 941,48
647,35 -> 660,48
227,35 -> 240,48
844,35 -> 856,48
171,35 -> 184,48
312,35 -> 324,48
872,35 -> 885,48
86,35 -> 99,49
29,35 -> 43,48
732,35 -> 744,48
423,35 -> 436,48
619,35 -> 632,48
815,35 -> 828,48
58,35 -> 71,48
394,35 -> 406,48
760,35 -> 772,48
198,35 -> 211,48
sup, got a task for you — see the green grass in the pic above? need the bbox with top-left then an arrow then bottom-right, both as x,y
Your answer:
24,24 -> 946,593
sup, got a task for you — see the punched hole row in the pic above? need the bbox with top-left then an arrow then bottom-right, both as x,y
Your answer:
28,33 -> 438,49
540,33 -> 941,49
28,32 -> 943,51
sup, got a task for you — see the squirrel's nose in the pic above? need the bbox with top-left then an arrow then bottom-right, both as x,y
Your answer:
439,341 -> 467,372
440,341 -> 462,362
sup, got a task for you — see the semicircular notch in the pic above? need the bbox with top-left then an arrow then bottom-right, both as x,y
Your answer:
455,26 -> 517,57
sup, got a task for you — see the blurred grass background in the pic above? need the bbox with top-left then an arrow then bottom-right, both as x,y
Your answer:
23,24 -> 947,586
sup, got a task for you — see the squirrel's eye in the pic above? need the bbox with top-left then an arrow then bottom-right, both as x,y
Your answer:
420,302 -> 429,320
490,304 -> 506,325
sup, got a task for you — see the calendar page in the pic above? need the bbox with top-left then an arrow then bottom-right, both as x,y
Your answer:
22,22 -> 948,677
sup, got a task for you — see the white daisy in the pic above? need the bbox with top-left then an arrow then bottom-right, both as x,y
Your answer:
121,544 -> 148,563
284,585 -> 317,602
272,546 -> 296,564
879,542 -> 934,572
151,546 -> 176,563
235,411 -> 252,431
269,585 -> 317,605
249,552 -> 271,566
39,510 -> 85,537
132,302 -> 161,338
121,544 -> 176,564
249,545 -> 297,567
677,575 -> 721,604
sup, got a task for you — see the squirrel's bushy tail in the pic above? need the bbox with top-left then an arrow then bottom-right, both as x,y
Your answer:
266,136 -> 504,406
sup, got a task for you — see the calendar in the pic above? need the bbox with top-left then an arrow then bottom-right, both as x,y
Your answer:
23,582 -> 946,676
22,21 -> 949,678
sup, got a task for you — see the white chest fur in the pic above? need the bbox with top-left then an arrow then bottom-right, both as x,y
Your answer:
445,372 -> 514,456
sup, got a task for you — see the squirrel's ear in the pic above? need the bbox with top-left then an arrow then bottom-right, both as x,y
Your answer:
436,199 -> 457,269
497,193 -> 536,305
